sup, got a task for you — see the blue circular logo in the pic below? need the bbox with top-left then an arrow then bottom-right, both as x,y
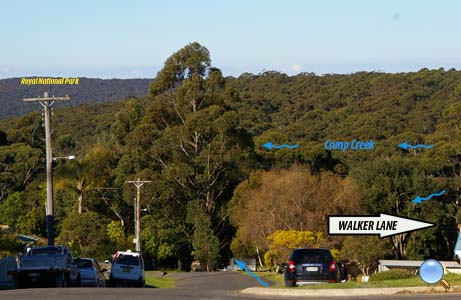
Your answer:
419,259 -> 444,284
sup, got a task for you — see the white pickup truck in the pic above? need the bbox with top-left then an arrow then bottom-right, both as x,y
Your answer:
8,245 -> 80,288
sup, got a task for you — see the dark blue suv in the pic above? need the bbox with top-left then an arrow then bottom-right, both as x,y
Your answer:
284,248 -> 339,286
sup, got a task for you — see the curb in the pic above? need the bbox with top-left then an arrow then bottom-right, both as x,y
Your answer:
241,285 -> 461,297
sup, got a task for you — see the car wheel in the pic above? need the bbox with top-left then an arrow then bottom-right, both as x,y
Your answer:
15,275 -> 24,289
56,273 -> 69,288
285,279 -> 295,287
137,278 -> 145,288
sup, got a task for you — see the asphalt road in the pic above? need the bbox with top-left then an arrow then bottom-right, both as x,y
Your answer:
1,272 -> 461,300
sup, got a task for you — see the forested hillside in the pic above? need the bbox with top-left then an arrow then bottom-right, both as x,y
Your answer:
1,43 -> 460,272
0,77 -> 151,119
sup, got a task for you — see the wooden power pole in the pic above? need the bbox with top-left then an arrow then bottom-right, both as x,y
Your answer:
23,92 -> 69,246
126,178 -> 151,252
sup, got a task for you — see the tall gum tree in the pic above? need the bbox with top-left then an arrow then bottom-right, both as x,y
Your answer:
118,43 -> 254,269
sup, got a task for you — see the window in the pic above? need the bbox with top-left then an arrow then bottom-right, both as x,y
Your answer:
292,250 -> 331,263
74,259 -> 93,268
116,254 -> 140,266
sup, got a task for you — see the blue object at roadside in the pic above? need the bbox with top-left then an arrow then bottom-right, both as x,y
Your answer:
235,259 -> 270,287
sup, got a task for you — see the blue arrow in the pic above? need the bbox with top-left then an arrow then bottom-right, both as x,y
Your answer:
412,190 -> 446,203
263,141 -> 299,150
398,142 -> 434,150
235,259 -> 270,287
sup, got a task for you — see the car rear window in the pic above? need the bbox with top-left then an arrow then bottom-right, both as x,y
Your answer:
116,254 -> 140,266
74,259 -> 93,268
292,249 -> 332,263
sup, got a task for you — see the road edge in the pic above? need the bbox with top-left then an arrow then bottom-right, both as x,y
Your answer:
241,285 -> 461,297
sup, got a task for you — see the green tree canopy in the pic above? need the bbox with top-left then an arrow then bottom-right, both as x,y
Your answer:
57,211 -> 114,260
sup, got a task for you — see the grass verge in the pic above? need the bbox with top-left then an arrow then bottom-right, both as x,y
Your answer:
145,271 -> 176,288
253,272 -> 284,285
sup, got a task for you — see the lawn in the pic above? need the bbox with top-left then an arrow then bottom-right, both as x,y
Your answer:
252,272 -> 461,289
253,272 -> 284,285
144,271 -> 176,288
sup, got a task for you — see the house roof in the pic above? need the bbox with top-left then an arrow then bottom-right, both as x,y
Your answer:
16,234 -> 40,243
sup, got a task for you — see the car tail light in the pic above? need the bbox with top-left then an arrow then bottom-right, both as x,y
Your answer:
288,260 -> 295,272
329,261 -> 336,272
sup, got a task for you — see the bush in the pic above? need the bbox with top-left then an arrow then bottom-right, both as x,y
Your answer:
369,269 -> 416,281
57,211 -> 115,260
265,230 -> 325,267
0,231 -> 23,258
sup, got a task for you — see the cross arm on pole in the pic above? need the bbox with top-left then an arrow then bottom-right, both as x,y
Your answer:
126,179 -> 152,189
23,95 -> 70,102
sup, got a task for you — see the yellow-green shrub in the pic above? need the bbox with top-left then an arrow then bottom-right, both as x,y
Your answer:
265,230 -> 327,268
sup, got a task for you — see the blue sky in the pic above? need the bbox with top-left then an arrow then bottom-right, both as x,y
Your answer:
1,0 -> 460,78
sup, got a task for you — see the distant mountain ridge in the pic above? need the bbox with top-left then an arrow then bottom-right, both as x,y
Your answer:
0,77 -> 152,119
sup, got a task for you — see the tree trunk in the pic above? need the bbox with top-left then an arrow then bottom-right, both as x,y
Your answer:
177,257 -> 182,271
78,194 -> 83,214
99,193 -> 124,225
391,233 -> 407,259
256,246 -> 264,270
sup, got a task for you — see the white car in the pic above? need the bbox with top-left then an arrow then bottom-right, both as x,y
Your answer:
109,251 -> 145,287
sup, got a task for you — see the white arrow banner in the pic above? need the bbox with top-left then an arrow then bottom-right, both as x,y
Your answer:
328,213 -> 435,238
